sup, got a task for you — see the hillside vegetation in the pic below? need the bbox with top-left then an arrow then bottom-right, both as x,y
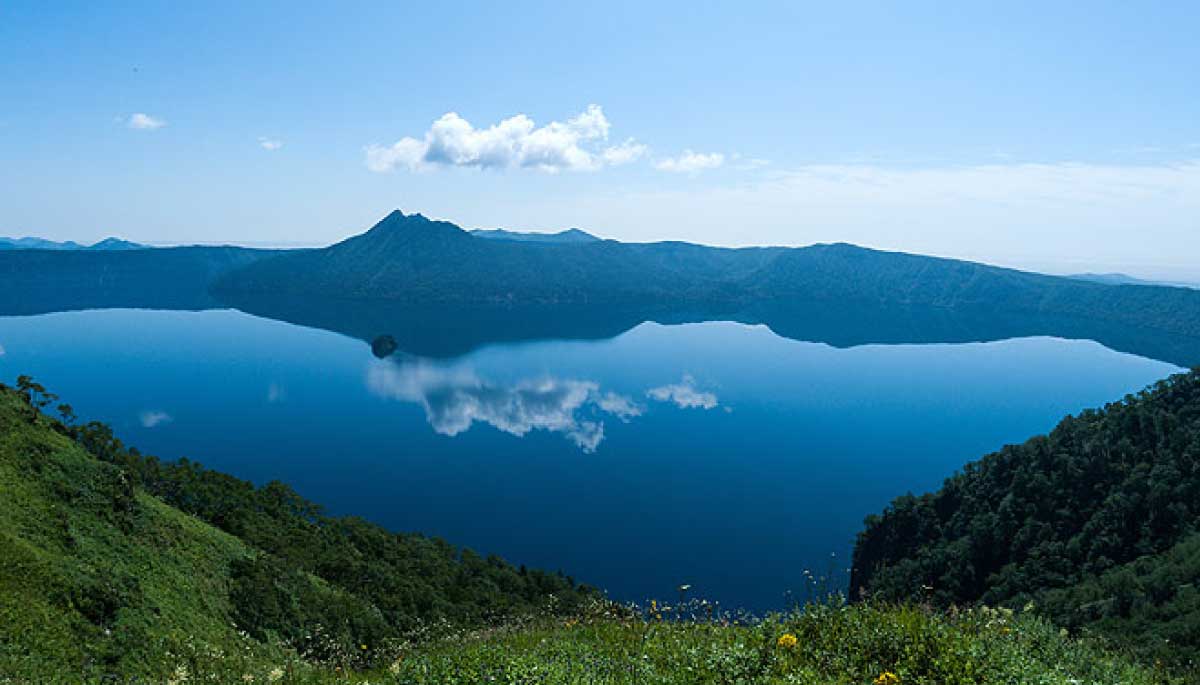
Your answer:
853,369 -> 1200,667
0,379 -> 590,681
1,378 -> 1184,683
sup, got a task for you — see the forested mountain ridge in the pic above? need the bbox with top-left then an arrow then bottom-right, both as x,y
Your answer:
0,380 -> 592,679
3,211 -> 1200,350
852,369 -> 1200,665
212,210 -> 1200,344
213,210 -> 785,304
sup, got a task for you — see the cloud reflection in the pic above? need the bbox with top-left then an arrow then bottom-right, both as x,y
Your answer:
366,359 -> 643,452
647,374 -> 719,410
139,410 -> 173,428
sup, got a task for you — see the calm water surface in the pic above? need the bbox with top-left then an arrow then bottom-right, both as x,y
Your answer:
0,308 -> 1182,610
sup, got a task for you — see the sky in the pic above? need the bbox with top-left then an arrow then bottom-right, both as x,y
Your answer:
2,1 -> 1198,280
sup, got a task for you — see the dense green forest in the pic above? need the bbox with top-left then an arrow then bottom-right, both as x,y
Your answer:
0,376 -> 1183,682
852,369 -> 1200,666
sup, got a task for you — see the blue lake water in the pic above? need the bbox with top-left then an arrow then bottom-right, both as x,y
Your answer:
0,307 -> 1183,611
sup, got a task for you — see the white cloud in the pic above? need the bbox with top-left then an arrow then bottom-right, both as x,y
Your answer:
127,113 -> 165,130
647,374 -> 719,410
365,105 -> 645,173
655,150 -> 725,174
601,139 -> 648,166
365,359 -> 642,452
139,410 -> 173,428
259,137 -> 284,151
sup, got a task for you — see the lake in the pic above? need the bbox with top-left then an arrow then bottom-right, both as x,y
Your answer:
0,305 -> 1185,611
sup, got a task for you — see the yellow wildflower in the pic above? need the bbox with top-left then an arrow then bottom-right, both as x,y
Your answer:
777,633 -> 798,649
267,667 -> 285,683
874,672 -> 899,685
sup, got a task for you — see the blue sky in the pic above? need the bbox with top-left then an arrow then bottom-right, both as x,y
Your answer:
2,2 -> 1198,278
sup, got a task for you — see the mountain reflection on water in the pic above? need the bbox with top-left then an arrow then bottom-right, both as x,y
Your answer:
222,293 -> 1200,369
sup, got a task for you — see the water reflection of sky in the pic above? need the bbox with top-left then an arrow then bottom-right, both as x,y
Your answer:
0,309 -> 1184,611
365,357 -> 720,452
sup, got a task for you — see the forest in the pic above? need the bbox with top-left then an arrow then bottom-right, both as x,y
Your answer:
852,369 -> 1200,665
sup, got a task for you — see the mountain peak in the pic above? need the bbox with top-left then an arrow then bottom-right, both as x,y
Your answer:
366,210 -> 435,233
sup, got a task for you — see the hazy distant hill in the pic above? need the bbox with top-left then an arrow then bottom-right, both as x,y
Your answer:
470,227 -> 601,244
0,236 -> 146,251
213,210 -> 1200,346
0,246 -> 270,314
1070,272 -> 1200,290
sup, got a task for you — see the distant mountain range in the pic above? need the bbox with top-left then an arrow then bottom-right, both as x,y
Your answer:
4,210 -> 1200,366
1069,272 -> 1200,290
211,210 -> 1200,344
469,227 -> 600,244
0,236 -> 145,251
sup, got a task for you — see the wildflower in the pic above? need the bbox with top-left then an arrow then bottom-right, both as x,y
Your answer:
389,659 -> 403,675
167,665 -> 189,685
874,672 -> 899,685
777,633 -> 798,649
361,644 -> 368,650
241,675 -> 255,683
267,667 -> 285,682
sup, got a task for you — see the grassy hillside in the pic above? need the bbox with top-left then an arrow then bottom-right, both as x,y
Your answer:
0,377 -> 1186,683
852,369 -> 1200,667
0,379 -> 590,681
0,382 -> 276,678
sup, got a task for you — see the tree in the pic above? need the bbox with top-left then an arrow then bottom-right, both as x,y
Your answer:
57,403 -> 77,426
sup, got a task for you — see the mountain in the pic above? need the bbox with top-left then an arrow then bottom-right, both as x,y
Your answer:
214,210 -> 785,304
0,245 -> 272,314
470,227 -> 601,244
213,211 -> 1200,355
1071,272 -> 1200,290
0,380 -> 592,680
851,369 -> 1200,665
0,236 -> 146,250
89,237 -> 145,250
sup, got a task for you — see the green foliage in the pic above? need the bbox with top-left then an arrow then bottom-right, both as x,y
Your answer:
853,369 -> 1200,666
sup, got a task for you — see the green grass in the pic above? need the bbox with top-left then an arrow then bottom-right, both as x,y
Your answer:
0,386 -> 287,679
12,600 -> 1169,684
